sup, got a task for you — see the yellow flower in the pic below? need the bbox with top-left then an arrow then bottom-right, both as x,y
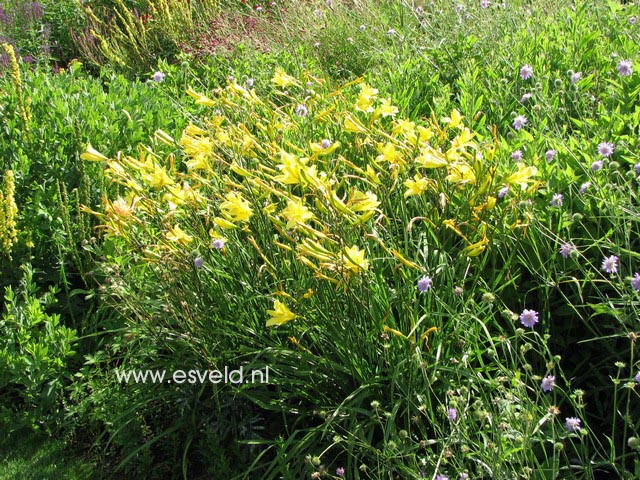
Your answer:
376,142 -> 404,165
275,151 -> 309,185
143,165 -> 175,190
214,216 -> 237,230
281,199 -> 314,229
340,245 -> 369,275
415,146 -> 448,168
347,190 -> 380,213
166,224 -> 193,245
81,144 -> 109,162
266,299 -> 297,327
343,113 -> 368,134
443,109 -> 464,129
374,98 -> 399,118
505,164 -> 538,190
404,174 -> 432,197
392,118 -> 417,143
446,163 -> 476,184
272,67 -> 299,87
220,191 -> 253,223
355,83 -> 378,112
310,139 -> 341,156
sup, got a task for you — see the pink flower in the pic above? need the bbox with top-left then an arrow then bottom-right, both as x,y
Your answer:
617,60 -> 633,76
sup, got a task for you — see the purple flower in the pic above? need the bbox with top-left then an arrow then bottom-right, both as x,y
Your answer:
153,71 -> 166,82
511,150 -> 523,161
246,77 -> 255,88
519,309 -> 539,328
560,243 -> 576,259
321,139 -> 332,149
295,104 -> 309,117
447,408 -> 458,421
631,273 -> 640,292
550,193 -> 564,207
570,71 -> 583,84
498,186 -> 510,198
634,163 -> 640,175
565,417 -> 582,432
631,16 -> 637,25
194,257 -> 204,268
480,0 -> 490,7
336,467 -> 345,477
635,372 -> 640,384
212,238 -> 226,250
541,375 -> 556,392
617,60 -> 633,76
417,275 -> 433,293
459,475 -> 469,480
436,476 -> 450,480
513,115 -> 528,130
597,142 -> 615,157
520,64 -> 533,80
545,150 -> 557,162
579,182 -> 591,194
521,93 -> 533,103
601,255 -> 619,274
591,160 -> 604,172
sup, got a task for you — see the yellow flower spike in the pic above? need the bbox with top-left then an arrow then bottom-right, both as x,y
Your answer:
266,299 -> 297,327
420,326 -> 438,350
81,144 -> 109,162
166,224 -> 193,246
289,337 -> 313,355
281,198 -> 315,230
186,87 -> 217,107
415,146 -> 448,168
314,105 -> 336,122
443,219 -> 469,241
271,67 -> 298,87
297,239 -> 336,263
220,191 -> 253,223
274,241 -> 294,252
154,129 -> 175,146
383,325 -> 407,339
214,216 -> 237,230
461,237 -> 490,257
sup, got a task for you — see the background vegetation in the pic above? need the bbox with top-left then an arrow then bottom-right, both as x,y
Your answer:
1,0 -> 640,478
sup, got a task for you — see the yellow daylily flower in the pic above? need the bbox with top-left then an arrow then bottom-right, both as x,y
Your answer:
281,199 -> 315,229
275,151 -> 309,185
310,139 -> 341,156
343,113 -> 368,134
443,109 -> 464,129
340,245 -> 369,275
376,142 -> 404,165
374,98 -> 399,117
272,67 -> 299,87
415,145 -> 448,168
446,162 -> 476,184
505,164 -> 538,190
166,224 -> 193,246
143,165 -> 175,190
81,144 -> 109,162
266,299 -> 297,327
347,190 -> 380,213
220,191 -> 253,223
355,83 -> 378,112
404,174 -> 432,197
